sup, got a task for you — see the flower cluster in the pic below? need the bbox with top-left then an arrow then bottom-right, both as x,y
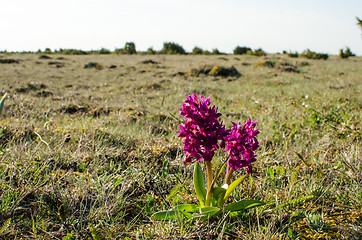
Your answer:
153,93 -> 265,220
178,93 -> 260,172
153,93 -> 263,219
178,93 -> 228,165
225,119 -> 260,173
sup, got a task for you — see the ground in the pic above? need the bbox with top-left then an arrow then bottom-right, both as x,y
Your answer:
0,53 -> 361,239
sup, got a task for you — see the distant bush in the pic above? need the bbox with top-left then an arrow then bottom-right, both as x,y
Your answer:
60,49 -> 88,55
284,51 -> 299,58
36,48 -> 52,54
357,17 -> 362,30
114,42 -> 137,55
202,50 -> 211,55
247,48 -> 266,57
146,47 -> 156,55
114,48 -> 123,54
124,42 -> 137,54
288,52 -> 299,58
192,47 -> 203,55
98,48 -> 111,54
301,49 -> 328,60
211,48 -> 222,55
339,47 -> 355,59
88,48 -> 111,54
233,46 -> 251,55
160,42 -> 186,55
43,48 -> 52,54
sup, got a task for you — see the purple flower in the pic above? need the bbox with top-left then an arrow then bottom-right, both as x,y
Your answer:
225,119 -> 260,173
178,93 -> 229,165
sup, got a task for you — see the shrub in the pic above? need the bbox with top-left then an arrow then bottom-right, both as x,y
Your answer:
339,47 -> 355,59
285,51 -> 299,58
192,47 -> 203,55
357,16 -> 362,30
301,49 -> 328,60
60,49 -> 88,55
114,42 -> 137,55
233,46 -> 251,55
202,50 -> 211,55
44,48 -> 52,54
211,48 -> 222,55
114,48 -> 124,54
124,42 -> 137,54
247,48 -> 266,56
98,48 -> 111,54
146,47 -> 156,55
160,42 -> 186,55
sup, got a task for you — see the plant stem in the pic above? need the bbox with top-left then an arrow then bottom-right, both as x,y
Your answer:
225,166 -> 234,185
205,161 -> 213,206
206,161 -> 213,190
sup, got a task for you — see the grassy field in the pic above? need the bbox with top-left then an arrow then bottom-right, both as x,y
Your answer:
0,53 -> 361,239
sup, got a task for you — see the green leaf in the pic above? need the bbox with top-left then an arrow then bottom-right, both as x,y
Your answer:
194,162 -> 207,206
225,200 -> 265,212
222,174 -> 248,204
176,204 -> 198,212
200,206 -> 220,215
166,185 -> 182,201
0,93 -> 7,116
194,206 -> 220,220
152,210 -> 178,220
152,204 -> 199,220
212,187 -> 226,200
215,185 -> 228,207
175,204 -> 199,218
288,228 -> 293,238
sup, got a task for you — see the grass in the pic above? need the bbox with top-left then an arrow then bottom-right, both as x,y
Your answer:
0,53 -> 361,239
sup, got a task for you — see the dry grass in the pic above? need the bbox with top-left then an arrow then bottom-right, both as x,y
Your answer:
0,53 -> 361,239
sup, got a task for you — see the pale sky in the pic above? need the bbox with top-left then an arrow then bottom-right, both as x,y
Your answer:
1,0 -> 362,55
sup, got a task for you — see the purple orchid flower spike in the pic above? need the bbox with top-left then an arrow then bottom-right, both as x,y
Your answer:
225,118 -> 260,174
178,93 -> 229,165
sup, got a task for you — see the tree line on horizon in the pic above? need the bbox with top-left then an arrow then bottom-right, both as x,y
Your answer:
2,17 -> 361,59
1,41 -> 357,60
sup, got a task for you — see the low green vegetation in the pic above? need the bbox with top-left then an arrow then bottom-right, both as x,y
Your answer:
24,43 -> 358,59
339,47 -> 355,59
301,49 -> 329,60
192,47 -> 204,55
115,42 -> 137,55
0,53 -> 361,239
283,50 -> 299,58
160,42 -> 186,55
356,16 -> 362,30
233,46 -> 252,55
